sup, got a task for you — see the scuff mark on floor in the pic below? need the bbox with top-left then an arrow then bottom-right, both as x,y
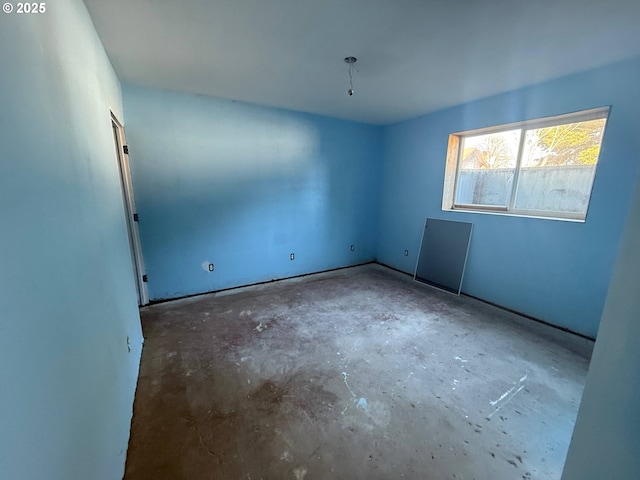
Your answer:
341,371 -> 357,399
489,373 -> 529,418
293,466 -> 307,480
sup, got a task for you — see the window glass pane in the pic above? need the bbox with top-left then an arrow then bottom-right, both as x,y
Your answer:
455,129 -> 521,207
514,119 -> 607,214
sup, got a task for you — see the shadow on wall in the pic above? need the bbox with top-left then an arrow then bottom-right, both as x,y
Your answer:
122,85 -> 382,300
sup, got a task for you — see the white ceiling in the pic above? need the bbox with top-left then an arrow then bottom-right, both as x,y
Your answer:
83,0 -> 640,125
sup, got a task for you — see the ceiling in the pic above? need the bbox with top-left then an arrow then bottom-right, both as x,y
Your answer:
83,0 -> 640,125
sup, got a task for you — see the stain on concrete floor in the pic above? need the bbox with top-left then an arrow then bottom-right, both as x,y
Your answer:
124,264 -> 592,480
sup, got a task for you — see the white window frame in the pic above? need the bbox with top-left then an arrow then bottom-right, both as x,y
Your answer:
442,107 -> 610,222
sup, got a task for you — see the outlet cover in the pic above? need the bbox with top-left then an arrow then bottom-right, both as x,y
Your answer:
290,253 -> 295,260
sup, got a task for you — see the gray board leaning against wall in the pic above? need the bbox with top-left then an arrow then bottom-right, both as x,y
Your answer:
414,218 -> 473,295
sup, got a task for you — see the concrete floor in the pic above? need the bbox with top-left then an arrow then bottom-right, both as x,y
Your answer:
124,264 -> 593,480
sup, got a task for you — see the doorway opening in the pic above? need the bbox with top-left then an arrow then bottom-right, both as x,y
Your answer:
111,112 -> 149,306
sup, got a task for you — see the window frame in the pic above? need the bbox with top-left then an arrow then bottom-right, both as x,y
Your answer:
442,107 -> 610,222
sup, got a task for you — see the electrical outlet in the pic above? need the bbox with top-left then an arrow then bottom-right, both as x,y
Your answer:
290,253 -> 295,260
404,250 -> 409,256
350,244 -> 355,251
208,263 -> 214,272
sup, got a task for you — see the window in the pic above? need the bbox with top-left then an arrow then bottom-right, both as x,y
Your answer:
442,107 -> 609,221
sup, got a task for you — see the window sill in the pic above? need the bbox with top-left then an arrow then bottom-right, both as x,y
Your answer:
445,206 -> 586,223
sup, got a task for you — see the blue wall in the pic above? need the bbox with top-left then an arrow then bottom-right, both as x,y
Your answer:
0,1 -> 143,479
377,57 -> 640,338
563,169 -> 640,479
122,85 -> 383,300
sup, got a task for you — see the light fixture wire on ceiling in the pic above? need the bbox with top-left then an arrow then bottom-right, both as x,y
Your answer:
344,57 -> 358,96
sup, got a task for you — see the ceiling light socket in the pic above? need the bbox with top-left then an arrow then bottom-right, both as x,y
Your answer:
344,57 -> 358,96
